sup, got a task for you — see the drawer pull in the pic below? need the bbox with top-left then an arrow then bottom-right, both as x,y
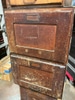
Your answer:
26,14 -> 39,21
25,49 -> 28,53
31,62 -> 40,68
38,51 -> 42,55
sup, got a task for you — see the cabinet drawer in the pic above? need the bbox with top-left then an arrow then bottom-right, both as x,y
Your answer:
11,54 -> 65,98
20,87 -> 56,100
5,8 -> 74,65
6,0 -> 63,6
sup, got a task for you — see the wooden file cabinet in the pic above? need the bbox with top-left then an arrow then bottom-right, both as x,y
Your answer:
4,4 -> 74,100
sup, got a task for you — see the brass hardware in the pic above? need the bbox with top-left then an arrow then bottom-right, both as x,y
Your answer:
25,49 -> 28,53
38,51 -> 42,55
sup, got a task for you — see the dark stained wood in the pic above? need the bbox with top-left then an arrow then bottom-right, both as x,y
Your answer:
11,54 -> 65,99
2,0 -> 7,8
5,8 -> 74,65
20,86 -> 56,100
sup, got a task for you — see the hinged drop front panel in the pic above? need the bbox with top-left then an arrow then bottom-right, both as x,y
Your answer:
5,8 -> 74,65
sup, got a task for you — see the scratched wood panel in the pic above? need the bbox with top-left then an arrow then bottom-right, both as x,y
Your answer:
5,8 -> 74,65
20,86 -> 56,100
11,54 -> 65,98
14,24 -> 56,50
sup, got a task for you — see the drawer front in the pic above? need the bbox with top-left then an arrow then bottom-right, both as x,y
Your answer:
20,87 -> 56,100
7,0 -> 63,6
11,54 -> 65,98
5,8 -> 73,65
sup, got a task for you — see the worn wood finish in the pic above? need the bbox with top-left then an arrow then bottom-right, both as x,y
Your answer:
5,8 -> 74,65
20,86 -> 56,100
6,0 -> 63,6
11,54 -> 65,98
14,24 -> 56,50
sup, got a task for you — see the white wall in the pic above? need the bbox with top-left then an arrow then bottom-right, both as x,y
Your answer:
0,0 -> 9,55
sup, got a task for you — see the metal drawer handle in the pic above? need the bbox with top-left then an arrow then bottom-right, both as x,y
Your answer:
23,0 -> 36,4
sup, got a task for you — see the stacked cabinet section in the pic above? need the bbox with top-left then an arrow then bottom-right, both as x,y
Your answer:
5,8 -> 73,65
11,54 -> 65,99
4,7 -> 74,100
